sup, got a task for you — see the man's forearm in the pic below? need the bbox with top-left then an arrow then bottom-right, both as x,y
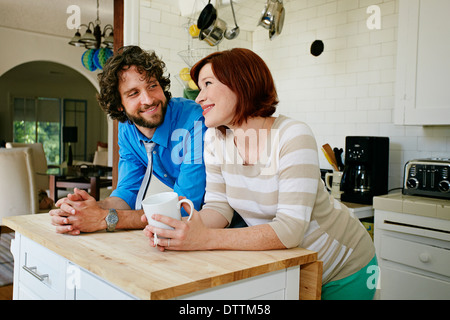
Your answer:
98,196 -> 132,210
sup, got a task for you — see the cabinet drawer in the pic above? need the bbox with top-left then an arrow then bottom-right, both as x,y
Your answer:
66,263 -> 136,300
18,236 -> 66,300
380,264 -> 450,300
380,235 -> 450,278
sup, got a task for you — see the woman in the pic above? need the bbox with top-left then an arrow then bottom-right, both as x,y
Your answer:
143,48 -> 378,300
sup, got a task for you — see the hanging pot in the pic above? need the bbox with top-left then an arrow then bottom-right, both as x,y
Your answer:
199,17 -> 227,46
197,2 -> 227,46
258,0 -> 278,30
258,0 -> 285,39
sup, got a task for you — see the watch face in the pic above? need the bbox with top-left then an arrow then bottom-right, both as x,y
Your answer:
108,213 -> 119,225
106,209 -> 119,231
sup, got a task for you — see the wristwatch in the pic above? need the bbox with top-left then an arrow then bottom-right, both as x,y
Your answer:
105,209 -> 119,232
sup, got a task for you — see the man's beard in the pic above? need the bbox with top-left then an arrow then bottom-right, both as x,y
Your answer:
125,101 -> 167,129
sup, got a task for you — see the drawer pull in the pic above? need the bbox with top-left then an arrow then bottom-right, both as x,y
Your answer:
22,265 -> 49,282
418,253 -> 431,263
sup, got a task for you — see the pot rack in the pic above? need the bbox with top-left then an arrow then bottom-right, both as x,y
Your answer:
182,0 -> 285,48
177,0 -> 286,74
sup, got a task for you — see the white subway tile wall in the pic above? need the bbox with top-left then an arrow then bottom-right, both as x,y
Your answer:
139,0 -> 450,190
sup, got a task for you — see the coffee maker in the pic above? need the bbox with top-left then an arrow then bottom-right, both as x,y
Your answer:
340,136 -> 389,204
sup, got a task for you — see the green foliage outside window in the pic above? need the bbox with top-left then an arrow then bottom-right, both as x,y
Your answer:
13,120 -> 60,165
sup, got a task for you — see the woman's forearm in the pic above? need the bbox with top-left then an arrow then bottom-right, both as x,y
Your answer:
197,208 -> 286,250
204,224 -> 286,251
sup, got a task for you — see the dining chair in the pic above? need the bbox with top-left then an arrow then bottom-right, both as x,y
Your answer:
0,148 -> 38,225
5,142 -> 51,191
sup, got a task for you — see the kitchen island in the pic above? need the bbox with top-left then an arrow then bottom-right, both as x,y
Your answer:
3,214 -> 322,300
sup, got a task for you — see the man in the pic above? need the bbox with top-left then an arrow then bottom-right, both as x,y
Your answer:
50,46 -> 207,235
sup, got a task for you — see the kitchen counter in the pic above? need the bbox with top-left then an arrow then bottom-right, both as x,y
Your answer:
373,192 -> 450,220
3,214 -> 321,300
373,192 -> 450,299
341,201 -> 373,219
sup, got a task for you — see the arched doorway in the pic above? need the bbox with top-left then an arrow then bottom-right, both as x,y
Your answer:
0,60 -> 108,165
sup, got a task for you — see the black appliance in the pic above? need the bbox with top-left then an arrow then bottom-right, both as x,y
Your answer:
403,158 -> 450,199
340,136 -> 389,205
63,126 -> 78,166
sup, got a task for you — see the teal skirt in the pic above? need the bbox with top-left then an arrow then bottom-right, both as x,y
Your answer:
321,255 -> 379,300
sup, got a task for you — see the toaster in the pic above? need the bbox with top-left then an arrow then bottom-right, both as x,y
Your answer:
403,158 -> 450,199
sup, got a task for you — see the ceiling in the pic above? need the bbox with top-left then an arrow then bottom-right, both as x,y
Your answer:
0,0 -> 113,84
0,0 -> 269,83
0,0 -> 114,38
0,0 -> 268,38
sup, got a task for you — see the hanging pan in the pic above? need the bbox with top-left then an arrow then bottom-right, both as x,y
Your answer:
197,1 -> 227,46
197,2 -> 217,30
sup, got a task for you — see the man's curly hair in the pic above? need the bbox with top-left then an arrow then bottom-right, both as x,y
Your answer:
97,46 -> 172,123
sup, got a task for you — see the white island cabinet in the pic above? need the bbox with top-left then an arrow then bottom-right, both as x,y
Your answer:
5,214 -> 322,300
11,233 -> 137,300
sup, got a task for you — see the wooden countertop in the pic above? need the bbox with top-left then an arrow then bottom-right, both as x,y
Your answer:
4,214 -> 319,300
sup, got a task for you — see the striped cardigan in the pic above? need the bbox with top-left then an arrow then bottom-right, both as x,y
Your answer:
202,115 -> 375,284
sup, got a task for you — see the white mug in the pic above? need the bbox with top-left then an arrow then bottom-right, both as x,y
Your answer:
325,171 -> 343,200
142,192 -> 194,231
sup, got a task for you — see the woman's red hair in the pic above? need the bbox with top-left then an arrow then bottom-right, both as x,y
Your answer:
190,48 -> 278,128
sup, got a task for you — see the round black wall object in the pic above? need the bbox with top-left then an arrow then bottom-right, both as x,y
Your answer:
311,40 -> 324,57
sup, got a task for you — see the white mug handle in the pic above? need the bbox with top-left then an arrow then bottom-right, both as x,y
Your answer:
178,198 -> 194,221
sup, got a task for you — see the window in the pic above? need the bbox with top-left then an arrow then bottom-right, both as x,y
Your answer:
63,99 -> 87,162
13,97 -> 61,165
13,97 -> 88,165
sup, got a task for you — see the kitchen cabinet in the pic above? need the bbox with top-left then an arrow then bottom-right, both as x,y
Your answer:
373,193 -> 450,299
5,213 -> 322,300
11,234 -> 135,300
394,0 -> 450,125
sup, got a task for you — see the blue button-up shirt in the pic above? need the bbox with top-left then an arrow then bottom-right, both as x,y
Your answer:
110,97 -> 206,215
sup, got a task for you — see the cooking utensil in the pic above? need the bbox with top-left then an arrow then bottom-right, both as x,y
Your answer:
197,2 -> 216,30
322,144 -> 339,171
258,0 -> 276,30
224,0 -> 240,40
197,1 -> 227,46
271,1 -> 285,39
199,17 -> 226,46
333,147 -> 344,171
258,0 -> 285,40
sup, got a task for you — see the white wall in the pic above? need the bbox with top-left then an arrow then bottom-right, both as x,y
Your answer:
0,27 -> 99,90
252,0 -> 450,189
136,0 -> 450,190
